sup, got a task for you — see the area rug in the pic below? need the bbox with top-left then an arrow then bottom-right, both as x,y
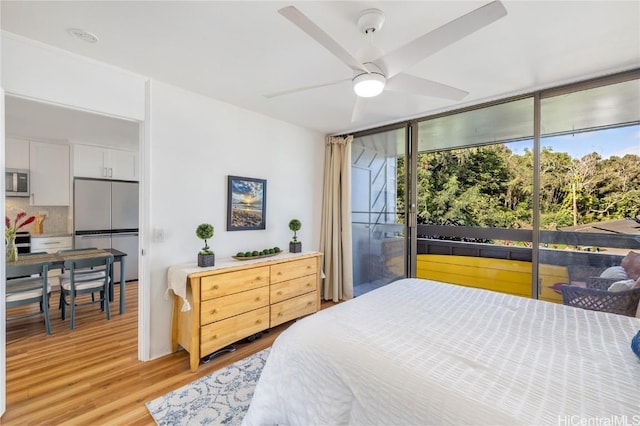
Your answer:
146,348 -> 270,425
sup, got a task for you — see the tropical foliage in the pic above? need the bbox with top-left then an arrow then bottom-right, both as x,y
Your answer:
397,143 -> 640,229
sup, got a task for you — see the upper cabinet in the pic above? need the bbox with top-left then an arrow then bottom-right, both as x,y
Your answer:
29,141 -> 70,206
5,138 -> 70,206
5,138 -> 30,170
73,144 -> 138,181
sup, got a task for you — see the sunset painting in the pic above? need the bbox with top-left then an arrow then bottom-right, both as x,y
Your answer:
227,176 -> 266,230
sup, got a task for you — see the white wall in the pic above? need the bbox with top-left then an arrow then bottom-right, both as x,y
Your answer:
1,32 -> 146,121
147,81 -> 324,357
1,33 -> 326,364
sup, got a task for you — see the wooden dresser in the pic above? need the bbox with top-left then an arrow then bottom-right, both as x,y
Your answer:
171,252 -> 322,371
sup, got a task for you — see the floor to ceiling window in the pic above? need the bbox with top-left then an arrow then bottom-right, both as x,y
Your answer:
350,71 -> 639,306
414,97 -> 536,297
537,78 -> 640,304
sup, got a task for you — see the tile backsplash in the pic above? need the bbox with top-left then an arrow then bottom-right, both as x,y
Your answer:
5,197 -> 71,235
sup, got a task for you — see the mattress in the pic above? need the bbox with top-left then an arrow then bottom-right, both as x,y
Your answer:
243,278 -> 640,425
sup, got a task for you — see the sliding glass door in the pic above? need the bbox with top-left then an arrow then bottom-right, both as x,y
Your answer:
351,126 -> 408,296
414,98 -> 536,297
348,71 -> 639,305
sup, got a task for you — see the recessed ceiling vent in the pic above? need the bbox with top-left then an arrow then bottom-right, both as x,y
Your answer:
67,28 -> 99,43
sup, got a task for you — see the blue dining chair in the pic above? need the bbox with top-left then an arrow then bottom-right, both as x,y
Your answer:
59,254 -> 114,329
6,261 -> 53,335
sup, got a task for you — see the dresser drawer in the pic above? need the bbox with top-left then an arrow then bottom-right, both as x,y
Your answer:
200,306 -> 269,356
271,257 -> 317,284
270,291 -> 318,327
200,266 -> 270,300
270,275 -> 317,304
201,286 -> 269,325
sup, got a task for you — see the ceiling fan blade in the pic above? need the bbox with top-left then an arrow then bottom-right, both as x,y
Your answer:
264,78 -> 350,99
386,74 -> 468,101
379,1 -> 507,78
279,6 -> 369,74
351,96 -> 366,122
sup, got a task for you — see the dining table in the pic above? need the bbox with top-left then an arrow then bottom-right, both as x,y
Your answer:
6,248 -> 128,314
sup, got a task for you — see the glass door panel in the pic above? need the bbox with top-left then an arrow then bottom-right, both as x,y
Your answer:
351,127 -> 407,296
539,79 -> 640,308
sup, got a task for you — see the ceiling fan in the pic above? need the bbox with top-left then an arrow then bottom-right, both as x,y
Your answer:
266,1 -> 507,121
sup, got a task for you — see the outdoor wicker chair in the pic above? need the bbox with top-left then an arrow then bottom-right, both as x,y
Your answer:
561,284 -> 640,317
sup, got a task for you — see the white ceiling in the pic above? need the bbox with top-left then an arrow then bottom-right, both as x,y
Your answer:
1,1 -> 639,137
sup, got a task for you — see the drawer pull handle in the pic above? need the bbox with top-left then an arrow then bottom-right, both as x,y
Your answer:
277,312 -> 282,317
276,291 -> 283,295
212,334 -> 217,340
277,272 -> 282,275
306,283 -> 311,287
256,276 -> 261,280
255,297 -> 261,301
212,285 -> 219,290
256,319 -> 262,324
211,309 -> 217,314
307,301 -> 313,306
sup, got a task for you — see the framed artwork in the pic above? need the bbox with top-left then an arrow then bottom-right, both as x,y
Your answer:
227,175 -> 267,231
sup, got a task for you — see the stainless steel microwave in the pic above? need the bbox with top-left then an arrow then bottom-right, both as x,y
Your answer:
5,169 -> 30,197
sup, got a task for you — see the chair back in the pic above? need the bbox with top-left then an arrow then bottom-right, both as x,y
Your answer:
6,261 -> 53,335
6,261 -> 51,280
561,285 -> 640,317
63,254 -> 113,288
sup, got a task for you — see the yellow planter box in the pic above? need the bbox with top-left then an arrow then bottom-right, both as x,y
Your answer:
416,254 -> 568,303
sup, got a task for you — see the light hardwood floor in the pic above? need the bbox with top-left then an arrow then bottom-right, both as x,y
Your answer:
3,281 -> 311,425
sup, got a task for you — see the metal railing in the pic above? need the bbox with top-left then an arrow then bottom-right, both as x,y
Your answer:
417,225 -> 638,267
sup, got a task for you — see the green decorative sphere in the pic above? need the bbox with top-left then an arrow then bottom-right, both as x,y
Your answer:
196,223 -> 214,240
288,219 -> 302,232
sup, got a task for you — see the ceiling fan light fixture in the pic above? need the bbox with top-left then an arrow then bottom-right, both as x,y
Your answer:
353,72 -> 386,97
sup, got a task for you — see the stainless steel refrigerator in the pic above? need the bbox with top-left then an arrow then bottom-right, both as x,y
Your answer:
73,178 -> 139,282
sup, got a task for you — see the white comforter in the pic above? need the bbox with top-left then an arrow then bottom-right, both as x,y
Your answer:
243,278 -> 640,425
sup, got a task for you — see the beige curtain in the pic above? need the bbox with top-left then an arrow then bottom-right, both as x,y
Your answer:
319,135 -> 354,302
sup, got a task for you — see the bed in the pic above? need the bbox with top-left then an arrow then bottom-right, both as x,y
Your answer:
243,278 -> 640,425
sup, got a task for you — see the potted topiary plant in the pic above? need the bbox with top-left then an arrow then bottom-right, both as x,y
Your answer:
289,218 -> 302,253
196,223 -> 215,267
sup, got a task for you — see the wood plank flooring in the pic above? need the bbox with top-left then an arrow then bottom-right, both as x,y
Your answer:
3,282 -> 321,425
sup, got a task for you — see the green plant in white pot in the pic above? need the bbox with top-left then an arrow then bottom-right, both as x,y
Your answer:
196,223 -> 215,267
289,219 -> 302,253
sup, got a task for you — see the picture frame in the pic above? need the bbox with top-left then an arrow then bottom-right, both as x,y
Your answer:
227,175 -> 267,231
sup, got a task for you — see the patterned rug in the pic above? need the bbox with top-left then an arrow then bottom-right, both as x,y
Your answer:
146,348 -> 270,425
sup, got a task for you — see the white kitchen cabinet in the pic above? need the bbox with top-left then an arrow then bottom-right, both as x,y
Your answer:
31,235 -> 73,254
73,144 -> 138,181
29,141 -> 70,206
5,138 -> 30,170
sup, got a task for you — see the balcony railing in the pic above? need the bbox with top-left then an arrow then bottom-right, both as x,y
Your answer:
417,225 -> 638,267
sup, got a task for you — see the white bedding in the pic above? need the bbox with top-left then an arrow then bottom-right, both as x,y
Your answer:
243,278 -> 640,425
